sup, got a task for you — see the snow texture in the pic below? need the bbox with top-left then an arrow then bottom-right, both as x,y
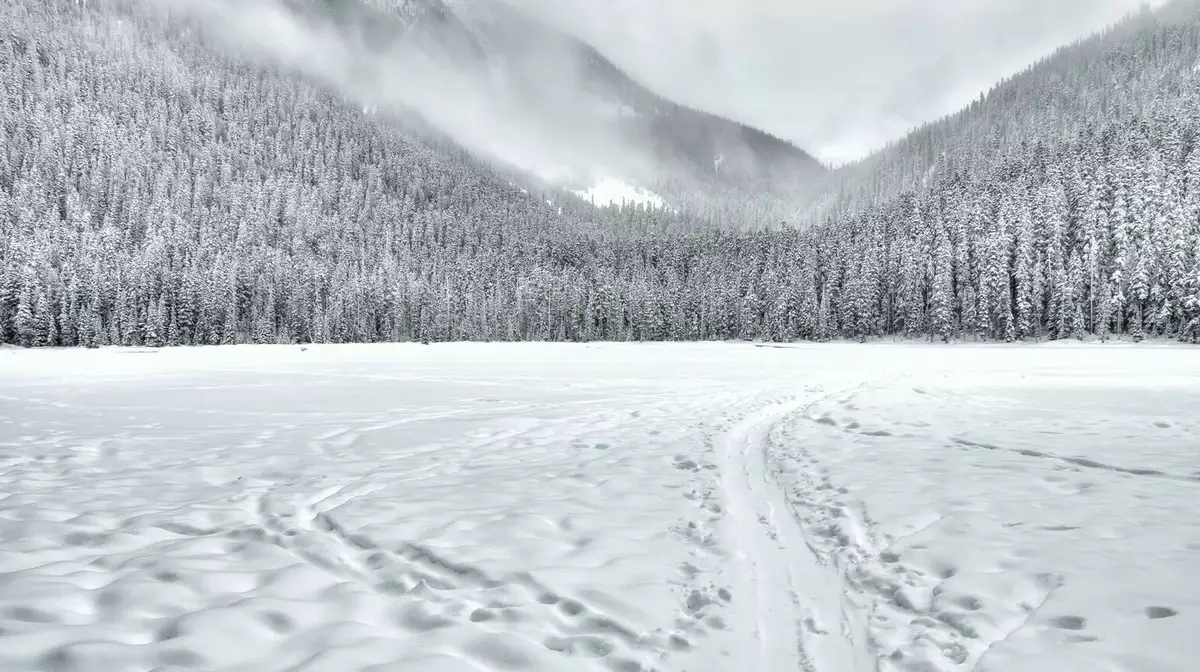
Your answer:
1,342 -> 1197,672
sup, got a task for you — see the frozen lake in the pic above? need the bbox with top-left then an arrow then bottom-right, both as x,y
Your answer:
1,343 -> 1197,672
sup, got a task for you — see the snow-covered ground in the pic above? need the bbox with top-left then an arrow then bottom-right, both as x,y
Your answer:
1,343 -> 1197,672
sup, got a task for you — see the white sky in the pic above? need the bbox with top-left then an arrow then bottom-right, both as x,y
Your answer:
506,0 -> 1168,166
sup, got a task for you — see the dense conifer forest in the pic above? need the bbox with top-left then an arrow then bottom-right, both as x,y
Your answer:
2,0 -> 1199,346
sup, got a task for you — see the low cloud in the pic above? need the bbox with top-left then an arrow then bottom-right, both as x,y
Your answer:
145,0 -> 655,185
135,0 -> 1165,176
506,0 -> 1167,165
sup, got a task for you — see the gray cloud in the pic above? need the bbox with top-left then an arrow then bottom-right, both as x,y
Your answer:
505,0 -> 1167,165
146,0 -> 657,186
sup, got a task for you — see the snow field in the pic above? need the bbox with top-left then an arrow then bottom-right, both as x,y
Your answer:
0,342 -> 1197,672
766,347 -> 1200,672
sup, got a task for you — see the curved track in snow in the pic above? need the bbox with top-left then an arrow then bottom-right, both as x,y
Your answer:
4,343 -> 1198,672
717,390 -> 873,672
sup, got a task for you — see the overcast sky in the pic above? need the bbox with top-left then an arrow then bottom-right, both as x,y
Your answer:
506,0 -> 1166,165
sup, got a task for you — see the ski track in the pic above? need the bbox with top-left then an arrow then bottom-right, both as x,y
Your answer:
770,381 -> 1017,672
2,343 -> 1198,672
716,388 -> 870,672
769,370 -> 1200,672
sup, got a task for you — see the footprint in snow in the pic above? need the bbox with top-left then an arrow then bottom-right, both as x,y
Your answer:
1049,615 -> 1087,631
1146,606 -> 1178,619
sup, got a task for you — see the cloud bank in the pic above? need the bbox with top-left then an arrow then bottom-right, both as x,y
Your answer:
506,0 -> 1169,165
147,0 -> 653,185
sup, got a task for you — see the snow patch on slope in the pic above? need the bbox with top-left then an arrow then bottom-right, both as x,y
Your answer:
573,177 -> 665,210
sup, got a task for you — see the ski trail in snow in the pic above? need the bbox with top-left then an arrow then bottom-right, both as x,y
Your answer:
719,390 -> 871,672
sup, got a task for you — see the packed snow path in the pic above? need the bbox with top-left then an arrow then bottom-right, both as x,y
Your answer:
1,343 -> 1198,672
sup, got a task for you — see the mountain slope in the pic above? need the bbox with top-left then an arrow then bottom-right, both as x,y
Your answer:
305,0 -> 825,192
2,0 -> 1198,350
813,0 -> 1200,222
799,0 -> 1200,342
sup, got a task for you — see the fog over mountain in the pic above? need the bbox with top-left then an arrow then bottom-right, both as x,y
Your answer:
132,0 -> 1165,188
152,0 -> 822,205
507,0 -> 1171,165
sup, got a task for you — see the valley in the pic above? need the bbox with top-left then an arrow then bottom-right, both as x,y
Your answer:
2,2 -> 1199,670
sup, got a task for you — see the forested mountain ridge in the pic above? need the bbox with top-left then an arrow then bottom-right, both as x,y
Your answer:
0,0 -> 721,348
805,0 -> 1200,342
815,1 -> 1200,221
1,0 -> 1199,348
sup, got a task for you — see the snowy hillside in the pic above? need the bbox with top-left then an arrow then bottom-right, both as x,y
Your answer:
6,0 -> 1200,348
2,343 -> 1198,671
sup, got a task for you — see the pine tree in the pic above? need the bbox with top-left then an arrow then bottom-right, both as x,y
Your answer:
14,274 -> 37,347
1013,203 -> 1036,338
929,231 -> 955,342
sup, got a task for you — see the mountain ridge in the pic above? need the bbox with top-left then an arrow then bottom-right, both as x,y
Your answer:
812,0 -> 1200,223
306,0 -> 825,194
2,0 -> 1198,351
